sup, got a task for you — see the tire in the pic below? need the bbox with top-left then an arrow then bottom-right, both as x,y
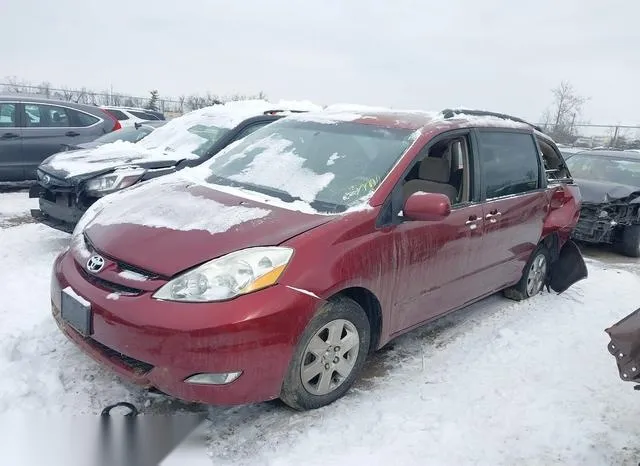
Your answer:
619,225 -> 640,258
504,244 -> 550,301
280,297 -> 371,411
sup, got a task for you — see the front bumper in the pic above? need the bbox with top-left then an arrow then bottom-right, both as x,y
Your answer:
29,183 -> 92,232
52,250 -> 320,406
572,216 -> 621,244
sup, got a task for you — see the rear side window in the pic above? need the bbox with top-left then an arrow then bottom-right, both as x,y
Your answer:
105,109 -> 129,120
24,104 -> 71,128
477,131 -> 540,199
70,109 -> 100,127
0,103 -> 16,127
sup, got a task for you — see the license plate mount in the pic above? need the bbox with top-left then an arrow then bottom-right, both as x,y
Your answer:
61,288 -> 93,336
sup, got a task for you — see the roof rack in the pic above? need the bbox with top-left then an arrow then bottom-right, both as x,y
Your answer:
263,109 -> 308,115
441,108 -> 543,132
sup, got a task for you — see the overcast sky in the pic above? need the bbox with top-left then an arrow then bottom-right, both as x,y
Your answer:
3,0 -> 639,125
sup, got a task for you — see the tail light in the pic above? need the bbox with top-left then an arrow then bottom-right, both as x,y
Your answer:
102,109 -> 122,132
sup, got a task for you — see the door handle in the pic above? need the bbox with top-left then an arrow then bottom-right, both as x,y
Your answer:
485,211 -> 502,223
465,215 -> 479,230
1,132 -> 19,139
65,131 -> 80,137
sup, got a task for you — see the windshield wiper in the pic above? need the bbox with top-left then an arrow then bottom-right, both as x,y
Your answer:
207,175 -> 345,213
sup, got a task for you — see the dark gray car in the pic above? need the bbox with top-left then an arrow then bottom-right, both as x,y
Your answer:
0,96 -> 121,181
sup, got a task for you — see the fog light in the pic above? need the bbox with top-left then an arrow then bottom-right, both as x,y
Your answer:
184,372 -> 242,385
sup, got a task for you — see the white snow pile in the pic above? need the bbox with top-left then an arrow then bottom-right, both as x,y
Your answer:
47,140 -> 183,177
76,176 -> 271,235
433,109 -> 532,129
45,99 -> 324,178
3,192 -> 640,464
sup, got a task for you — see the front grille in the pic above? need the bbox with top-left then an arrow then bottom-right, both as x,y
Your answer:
88,338 -> 154,375
78,267 -> 143,295
83,234 -> 162,281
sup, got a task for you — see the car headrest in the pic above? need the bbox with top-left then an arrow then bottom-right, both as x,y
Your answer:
419,157 -> 450,183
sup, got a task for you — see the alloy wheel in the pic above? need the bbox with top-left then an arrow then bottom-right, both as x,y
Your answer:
300,319 -> 360,396
526,253 -> 548,297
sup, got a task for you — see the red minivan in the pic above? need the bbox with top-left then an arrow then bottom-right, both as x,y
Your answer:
51,107 -> 587,410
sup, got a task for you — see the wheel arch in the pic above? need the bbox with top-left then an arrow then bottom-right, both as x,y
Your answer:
328,286 -> 383,353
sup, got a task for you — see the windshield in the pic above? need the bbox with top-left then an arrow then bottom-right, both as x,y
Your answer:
137,114 -> 229,158
201,119 -> 414,212
91,126 -> 154,145
566,154 -> 640,186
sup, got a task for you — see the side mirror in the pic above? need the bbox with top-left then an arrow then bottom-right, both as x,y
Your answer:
403,192 -> 451,221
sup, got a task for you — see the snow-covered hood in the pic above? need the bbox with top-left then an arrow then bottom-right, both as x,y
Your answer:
75,176 -> 336,276
575,178 -> 640,205
39,140 -> 192,181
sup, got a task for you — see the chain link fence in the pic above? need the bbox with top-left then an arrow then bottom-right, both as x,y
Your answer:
537,123 -> 640,150
1,82 -> 267,118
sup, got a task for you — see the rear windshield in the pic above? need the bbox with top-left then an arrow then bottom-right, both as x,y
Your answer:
91,126 -> 154,145
200,118 -> 414,212
566,154 -> 640,186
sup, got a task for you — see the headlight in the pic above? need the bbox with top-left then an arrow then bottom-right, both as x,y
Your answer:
84,167 -> 145,196
153,247 -> 294,303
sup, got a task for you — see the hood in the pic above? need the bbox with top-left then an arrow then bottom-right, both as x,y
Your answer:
574,178 -> 640,204
39,140 -> 190,181
77,176 -> 336,276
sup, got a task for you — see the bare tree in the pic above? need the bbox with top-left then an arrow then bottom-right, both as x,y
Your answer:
542,81 -> 588,144
38,81 -> 52,98
60,87 -> 75,101
3,76 -> 30,94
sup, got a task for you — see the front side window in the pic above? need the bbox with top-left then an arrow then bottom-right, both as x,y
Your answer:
24,104 -> 71,128
137,113 -> 230,157
0,103 -> 16,127
90,125 -> 154,145
566,154 -> 640,186
199,118 -> 414,212
477,131 -> 540,199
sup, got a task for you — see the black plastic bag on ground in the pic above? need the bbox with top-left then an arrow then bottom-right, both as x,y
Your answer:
605,307 -> 640,384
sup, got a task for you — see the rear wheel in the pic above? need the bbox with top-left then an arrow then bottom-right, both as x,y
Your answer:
280,297 -> 370,411
504,244 -> 550,301
619,225 -> 640,258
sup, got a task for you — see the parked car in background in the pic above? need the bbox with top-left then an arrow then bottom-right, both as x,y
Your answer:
565,150 -> 640,256
64,121 -> 166,151
30,100 -> 316,231
101,106 -> 165,127
39,123 -> 165,184
51,107 -> 586,411
0,96 -> 121,182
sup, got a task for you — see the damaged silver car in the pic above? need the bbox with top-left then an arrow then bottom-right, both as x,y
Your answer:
565,150 -> 640,257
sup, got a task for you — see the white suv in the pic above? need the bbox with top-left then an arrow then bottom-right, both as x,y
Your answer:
100,106 -> 164,127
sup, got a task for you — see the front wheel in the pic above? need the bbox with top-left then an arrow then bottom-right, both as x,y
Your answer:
280,297 -> 370,411
504,245 -> 550,301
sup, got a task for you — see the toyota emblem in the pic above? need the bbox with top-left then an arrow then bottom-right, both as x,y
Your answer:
86,255 -> 105,274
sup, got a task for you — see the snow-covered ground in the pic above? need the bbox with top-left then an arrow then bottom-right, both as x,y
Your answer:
1,192 -> 640,464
